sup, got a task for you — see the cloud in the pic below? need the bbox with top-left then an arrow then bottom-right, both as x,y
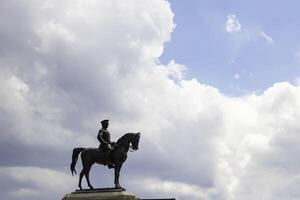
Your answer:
226,15 -> 241,33
10,188 -> 41,198
0,166 -> 76,200
1,1 -> 300,200
165,60 -> 186,81
233,73 -> 240,79
259,31 -> 274,44
130,178 -> 210,200
216,82 -> 300,200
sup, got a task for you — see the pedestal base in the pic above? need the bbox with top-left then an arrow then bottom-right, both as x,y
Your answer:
62,188 -> 139,200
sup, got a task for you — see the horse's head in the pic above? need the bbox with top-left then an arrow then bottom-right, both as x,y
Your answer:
116,132 -> 141,151
131,132 -> 141,151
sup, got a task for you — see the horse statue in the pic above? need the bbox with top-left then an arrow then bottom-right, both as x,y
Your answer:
70,132 -> 140,190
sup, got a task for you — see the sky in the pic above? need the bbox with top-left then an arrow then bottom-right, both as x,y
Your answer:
1,0 -> 300,200
162,0 -> 300,95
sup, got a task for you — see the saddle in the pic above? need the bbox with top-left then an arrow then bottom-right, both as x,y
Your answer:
97,143 -> 116,168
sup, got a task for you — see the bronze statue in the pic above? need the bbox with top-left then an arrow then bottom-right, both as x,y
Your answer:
97,119 -> 114,168
70,127 -> 141,190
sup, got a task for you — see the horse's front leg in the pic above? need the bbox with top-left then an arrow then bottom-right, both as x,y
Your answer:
114,163 -> 122,188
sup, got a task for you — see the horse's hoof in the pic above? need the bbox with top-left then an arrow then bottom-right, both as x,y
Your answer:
89,186 -> 94,190
115,186 -> 125,191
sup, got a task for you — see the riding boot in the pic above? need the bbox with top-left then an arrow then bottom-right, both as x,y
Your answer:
107,160 -> 115,169
108,163 -> 114,169
106,151 -> 114,169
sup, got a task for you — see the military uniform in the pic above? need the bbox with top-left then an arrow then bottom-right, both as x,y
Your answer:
97,119 -> 114,169
97,128 -> 112,151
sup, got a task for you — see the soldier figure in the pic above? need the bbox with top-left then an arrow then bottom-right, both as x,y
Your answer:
97,119 -> 114,169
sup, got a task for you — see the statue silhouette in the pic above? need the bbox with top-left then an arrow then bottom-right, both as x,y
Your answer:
97,119 -> 114,168
70,132 -> 140,190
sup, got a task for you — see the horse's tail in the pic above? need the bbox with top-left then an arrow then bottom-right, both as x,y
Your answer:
70,147 -> 85,176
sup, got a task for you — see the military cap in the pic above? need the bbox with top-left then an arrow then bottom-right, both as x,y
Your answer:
101,119 -> 109,124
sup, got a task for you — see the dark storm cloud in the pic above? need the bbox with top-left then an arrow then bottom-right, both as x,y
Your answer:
0,139 -> 68,168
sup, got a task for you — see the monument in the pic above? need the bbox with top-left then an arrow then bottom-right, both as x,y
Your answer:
62,120 -> 175,200
63,120 -> 142,199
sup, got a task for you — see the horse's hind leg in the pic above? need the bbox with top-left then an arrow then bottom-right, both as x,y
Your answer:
84,164 -> 94,190
78,169 -> 84,190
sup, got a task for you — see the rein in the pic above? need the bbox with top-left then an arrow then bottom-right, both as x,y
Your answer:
116,133 -> 138,153
128,144 -> 137,152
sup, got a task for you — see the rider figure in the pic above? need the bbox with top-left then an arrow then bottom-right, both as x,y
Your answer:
97,119 -> 114,169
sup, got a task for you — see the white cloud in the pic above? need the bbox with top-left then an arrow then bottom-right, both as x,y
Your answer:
0,167 -> 75,190
233,73 -> 240,79
226,15 -> 241,33
165,59 -> 186,81
10,188 -> 41,198
134,178 -> 209,200
259,31 -> 274,44
1,1 -> 300,200
295,77 -> 300,86
0,167 -> 76,199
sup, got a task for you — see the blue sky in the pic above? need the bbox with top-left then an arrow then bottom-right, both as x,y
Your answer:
161,0 -> 300,95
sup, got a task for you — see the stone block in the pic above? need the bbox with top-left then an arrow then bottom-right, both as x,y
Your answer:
62,188 -> 139,200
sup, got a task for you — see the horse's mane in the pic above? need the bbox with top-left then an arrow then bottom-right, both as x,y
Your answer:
116,133 -> 133,145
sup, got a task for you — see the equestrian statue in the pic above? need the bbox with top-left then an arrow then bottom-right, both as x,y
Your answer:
70,119 -> 141,190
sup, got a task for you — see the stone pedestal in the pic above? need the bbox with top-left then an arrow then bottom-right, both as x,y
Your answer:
62,188 -> 139,200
